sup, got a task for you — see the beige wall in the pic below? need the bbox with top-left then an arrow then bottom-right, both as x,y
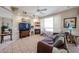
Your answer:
53,7 -> 79,35
61,8 -> 79,35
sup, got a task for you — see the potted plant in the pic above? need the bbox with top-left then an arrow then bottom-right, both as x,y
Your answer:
1,25 -> 8,32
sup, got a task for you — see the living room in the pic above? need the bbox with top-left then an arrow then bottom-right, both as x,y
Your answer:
0,6 -> 79,53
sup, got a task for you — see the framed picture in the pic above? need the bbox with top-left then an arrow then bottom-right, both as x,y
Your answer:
64,17 -> 77,28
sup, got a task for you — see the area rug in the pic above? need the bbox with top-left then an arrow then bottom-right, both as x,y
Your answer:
0,35 -> 44,53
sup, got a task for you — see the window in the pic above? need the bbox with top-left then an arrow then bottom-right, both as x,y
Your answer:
44,17 -> 53,32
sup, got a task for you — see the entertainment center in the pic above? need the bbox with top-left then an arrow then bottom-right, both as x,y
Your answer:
19,23 -> 31,38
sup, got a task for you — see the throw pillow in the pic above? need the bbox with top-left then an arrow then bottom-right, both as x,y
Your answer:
52,47 -> 67,53
53,37 -> 64,48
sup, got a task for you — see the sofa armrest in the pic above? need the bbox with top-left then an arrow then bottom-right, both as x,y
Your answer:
37,41 -> 53,53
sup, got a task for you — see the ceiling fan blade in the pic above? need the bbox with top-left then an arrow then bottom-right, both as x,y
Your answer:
40,9 -> 47,11
39,11 -> 45,14
37,8 -> 47,12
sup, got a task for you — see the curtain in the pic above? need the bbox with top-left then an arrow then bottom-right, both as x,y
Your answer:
44,17 -> 53,32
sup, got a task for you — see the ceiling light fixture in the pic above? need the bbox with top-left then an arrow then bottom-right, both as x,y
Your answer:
10,6 -> 18,12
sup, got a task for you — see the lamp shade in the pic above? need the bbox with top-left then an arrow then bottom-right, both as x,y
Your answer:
68,25 -> 73,30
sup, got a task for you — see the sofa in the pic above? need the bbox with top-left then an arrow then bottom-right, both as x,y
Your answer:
37,33 -> 68,53
37,39 -> 53,53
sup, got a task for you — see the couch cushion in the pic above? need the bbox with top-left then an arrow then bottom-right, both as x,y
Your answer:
53,37 -> 64,48
53,47 -> 67,53
43,33 -> 60,43
53,34 -> 59,42
42,32 -> 53,38
42,37 -> 54,44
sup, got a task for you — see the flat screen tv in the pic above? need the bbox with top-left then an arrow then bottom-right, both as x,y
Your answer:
19,23 -> 30,31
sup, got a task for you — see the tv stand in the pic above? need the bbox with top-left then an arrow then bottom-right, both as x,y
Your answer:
19,30 -> 30,38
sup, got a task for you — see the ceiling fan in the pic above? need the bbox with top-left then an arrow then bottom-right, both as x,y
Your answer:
32,8 -> 47,18
37,8 -> 47,12
37,8 -> 47,14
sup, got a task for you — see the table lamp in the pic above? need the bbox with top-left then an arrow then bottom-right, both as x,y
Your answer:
68,24 -> 74,35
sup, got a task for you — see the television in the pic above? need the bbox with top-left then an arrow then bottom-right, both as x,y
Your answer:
19,23 -> 30,31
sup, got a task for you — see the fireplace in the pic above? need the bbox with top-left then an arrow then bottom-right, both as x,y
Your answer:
35,29 -> 40,34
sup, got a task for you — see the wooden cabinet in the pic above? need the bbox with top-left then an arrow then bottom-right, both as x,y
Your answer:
19,31 -> 30,38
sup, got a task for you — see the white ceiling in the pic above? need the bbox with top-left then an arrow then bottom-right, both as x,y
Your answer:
17,6 -> 77,18
15,6 -> 77,18
0,6 -> 77,18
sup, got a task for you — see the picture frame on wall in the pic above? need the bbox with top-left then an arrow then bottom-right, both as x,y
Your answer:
64,17 -> 77,28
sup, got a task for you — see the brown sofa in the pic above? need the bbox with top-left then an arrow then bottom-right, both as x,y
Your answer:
37,39 -> 53,53
37,33 -> 68,53
37,40 -> 68,53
